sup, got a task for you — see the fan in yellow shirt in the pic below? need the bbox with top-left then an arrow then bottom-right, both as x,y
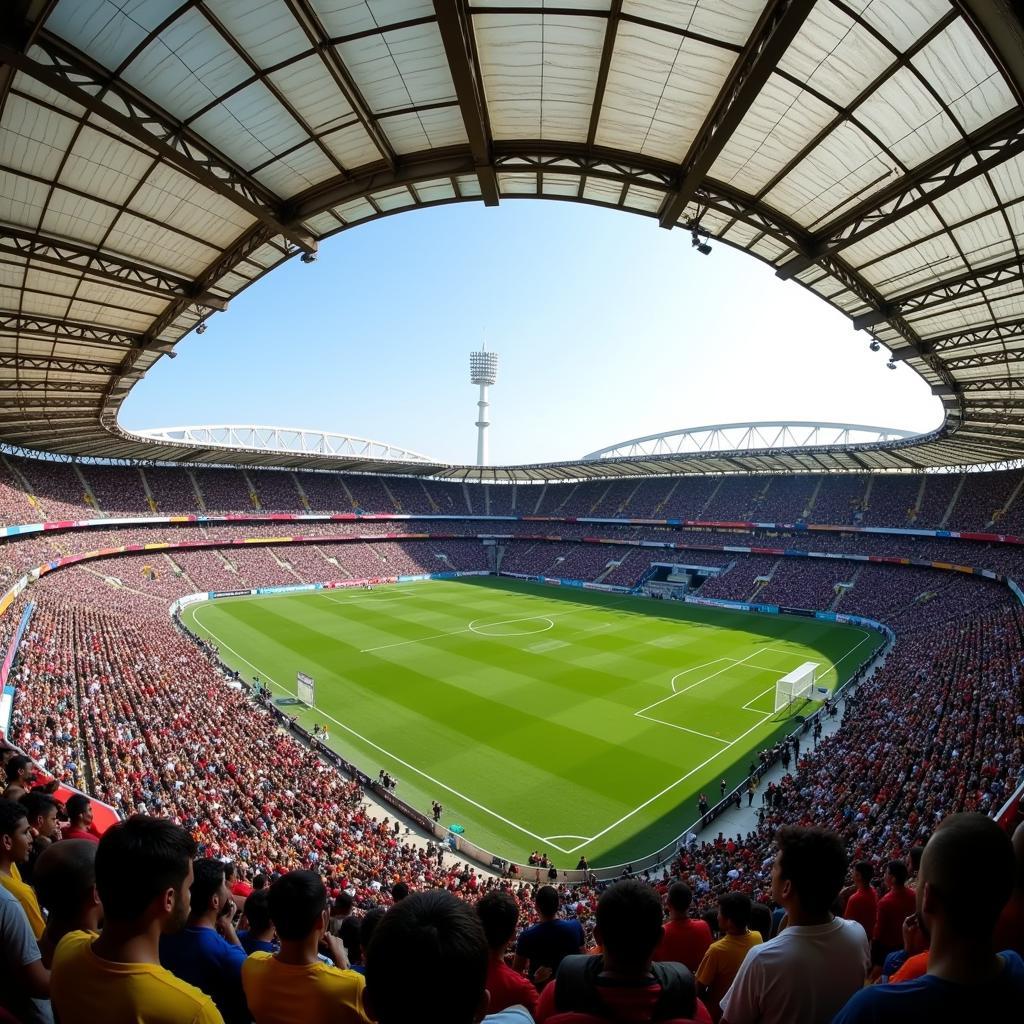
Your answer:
696,893 -> 763,1020
0,800 -> 45,939
49,815 -> 225,1024
241,869 -> 368,1024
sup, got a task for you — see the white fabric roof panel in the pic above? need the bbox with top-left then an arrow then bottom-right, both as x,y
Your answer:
0,0 -> 1021,475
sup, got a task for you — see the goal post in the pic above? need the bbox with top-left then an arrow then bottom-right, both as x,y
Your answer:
775,661 -> 818,713
296,672 -> 315,707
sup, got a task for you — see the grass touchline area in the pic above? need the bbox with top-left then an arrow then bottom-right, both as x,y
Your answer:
181,577 -> 883,867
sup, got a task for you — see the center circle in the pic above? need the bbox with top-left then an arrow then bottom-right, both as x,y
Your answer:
468,616 -> 555,637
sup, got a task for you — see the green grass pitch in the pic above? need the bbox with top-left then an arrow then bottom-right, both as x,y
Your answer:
182,577 -> 882,868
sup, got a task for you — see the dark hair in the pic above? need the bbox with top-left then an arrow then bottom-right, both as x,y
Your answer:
366,891 -> 488,1024
0,797 -> 28,837
332,891 -> 354,915
476,890 -> 519,950
5,755 -> 30,783
853,861 -> 874,884
908,846 -> 924,871
65,794 -> 91,823
749,901 -> 772,940
340,914 -> 362,961
360,906 -> 386,951
776,826 -> 847,916
390,881 -> 409,902
924,813 -> 1014,937
243,888 -> 273,933
667,881 -> 693,913
33,839 -> 96,919
268,870 -> 327,941
95,815 -> 196,922
252,874 -> 268,891
222,861 -> 237,883
19,791 -> 58,825
189,858 -> 227,917
597,880 -> 664,969
718,892 -> 752,930
886,860 -> 909,886
535,884 -> 559,917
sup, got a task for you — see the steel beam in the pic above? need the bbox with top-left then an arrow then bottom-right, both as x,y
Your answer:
0,311 -> 143,348
586,0 -> 622,149
0,353 -> 115,375
433,1 -> 498,205
927,316 -> 1024,353
777,111 -> 1024,278
657,0 -> 817,229
1,37 -> 317,256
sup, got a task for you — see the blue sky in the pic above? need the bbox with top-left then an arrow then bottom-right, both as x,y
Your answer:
120,201 -> 943,465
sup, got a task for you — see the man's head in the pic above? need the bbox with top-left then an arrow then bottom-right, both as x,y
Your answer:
476,889 -> 519,952
33,839 -> 100,927
595,880 -> 664,973
885,860 -> 909,890
19,791 -> 59,839
771,826 -> 847,919
908,846 -> 924,876
95,815 -> 196,933
0,797 -> 32,865
188,858 -> 232,923
918,812 -> 1014,943
268,869 -> 328,942
366,890 -> 488,1024
390,881 -> 409,903
5,755 -> 32,787
243,888 -> 274,937
331,891 -> 354,917
718,893 -> 752,934
535,884 -> 559,918
65,794 -> 94,832
853,861 -> 874,887
667,881 -> 693,916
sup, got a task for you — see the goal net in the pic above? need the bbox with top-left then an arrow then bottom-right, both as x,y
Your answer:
774,661 -> 818,713
297,672 -> 315,707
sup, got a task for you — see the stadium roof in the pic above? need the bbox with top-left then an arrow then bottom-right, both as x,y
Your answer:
1,0 -> 1023,480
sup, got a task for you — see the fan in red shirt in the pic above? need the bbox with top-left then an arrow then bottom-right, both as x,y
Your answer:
844,861 -> 878,940
873,860 -> 916,964
653,882 -> 713,972
476,889 -> 538,1016
59,795 -> 100,845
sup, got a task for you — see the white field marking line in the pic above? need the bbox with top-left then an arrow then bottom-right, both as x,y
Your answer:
323,594 -> 414,606
634,712 -> 731,745
357,600 -> 631,655
468,616 -> 554,638
543,835 -> 592,843
669,658 -> 734,693
635,652 -> 761,717
566,631 -> 882,856
741,684 -> 778,715
187,608 -> 575,856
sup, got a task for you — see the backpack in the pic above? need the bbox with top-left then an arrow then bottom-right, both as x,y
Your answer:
553,954 -> 698,1022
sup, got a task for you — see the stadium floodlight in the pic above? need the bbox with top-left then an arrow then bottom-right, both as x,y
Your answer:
887,360 -> 897,370
869,340 -> 881,352
470,347 -> 498,466
690,227 -> 712,255
195,322 -> 207,335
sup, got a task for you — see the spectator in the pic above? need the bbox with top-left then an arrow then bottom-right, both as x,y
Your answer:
33,840 -> 101,968
873,860 -> 916,966
0,884 -> 51,1024
994,820 -> 1024,957
906,846 -> 924,890
3,755 -> 35,801
514,884 -> 585,988
477,890 -> 538,1015
160,857 -> 248,1024
59,795 -> 98,844
364,889 -> 529,1024
18,791 -> 59,886
390,881 -> 408,902
718,826 -> 869,1024
843,862 -> 878,942
49,815 -> 223,1023
695,894 -> 761,1021
834,813 -> 1024,1021
339,916 -> 364,974
655,882 -> 713,972
238,889 -> 276,955
242,869 -> 366,1024
328,891 -> 354,937
0,798 -> 45,938
534,879 -> 710,1023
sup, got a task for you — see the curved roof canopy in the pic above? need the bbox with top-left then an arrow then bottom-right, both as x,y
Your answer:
0,0 -> 1023,480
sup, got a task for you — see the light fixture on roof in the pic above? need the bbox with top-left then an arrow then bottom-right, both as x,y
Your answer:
300,251 -> 317,264
196,322 -> 207,335
690,224 -> 712,255
887,359 -> 897,370
869,340 -> 881,352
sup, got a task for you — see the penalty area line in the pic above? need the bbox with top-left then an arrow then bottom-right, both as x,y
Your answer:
188,611 -> 576,856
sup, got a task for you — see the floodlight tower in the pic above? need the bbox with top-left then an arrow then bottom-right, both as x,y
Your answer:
469,346 -> 498,466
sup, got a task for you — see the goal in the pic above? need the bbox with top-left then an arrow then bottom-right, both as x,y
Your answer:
774,661 -> 818,713
296,671 -> 315,706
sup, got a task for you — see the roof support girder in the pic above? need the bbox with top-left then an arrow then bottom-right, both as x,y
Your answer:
0,352 -> 114,375
0,226 -> 228,308
433,1 -> 498,206
927,315 -> 1024,353
0,311 -> 143,348
0,37 -> 317,256
657,0 -> 817,229
777,111 -> 1024,278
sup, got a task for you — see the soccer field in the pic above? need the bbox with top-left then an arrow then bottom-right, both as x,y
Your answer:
181,577 -> 882,867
